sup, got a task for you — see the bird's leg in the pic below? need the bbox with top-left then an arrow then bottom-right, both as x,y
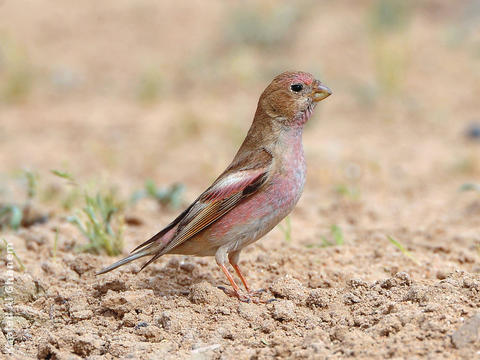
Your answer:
228,251 -> 265,297
232,263 -> 251,292
218,263 -> 245,299
219,263 -> 240,293
227,251 -> 251,292
215,248 -> 251,302
216,248 -> 268,303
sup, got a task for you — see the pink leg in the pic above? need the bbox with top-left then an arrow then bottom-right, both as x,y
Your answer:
218,263 -> 253,303
228,251 -> 266,297
231,262 -> 251,293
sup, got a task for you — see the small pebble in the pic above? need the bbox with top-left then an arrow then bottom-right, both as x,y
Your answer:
135,321 -> 148,329
465,122 -> 480,140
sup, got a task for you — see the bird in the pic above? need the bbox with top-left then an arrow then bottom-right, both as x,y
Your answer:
97,71 -> 332,302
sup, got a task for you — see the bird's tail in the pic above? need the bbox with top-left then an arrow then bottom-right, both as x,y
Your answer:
96,223 -> 178,275
96,243 -> 157,275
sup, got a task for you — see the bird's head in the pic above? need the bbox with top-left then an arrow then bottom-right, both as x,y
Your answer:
259,71 -> 332,126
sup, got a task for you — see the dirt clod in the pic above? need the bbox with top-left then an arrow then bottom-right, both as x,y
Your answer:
101,289 -> 154,317
188,281 -> 224,305
270,275 -> 308,303
93,275 -> 127,295
271,300 -> 296,322
72,334 -> 101,357
64,253 -> 99,276
306,289 -> 329,308
451,313 -> 480,349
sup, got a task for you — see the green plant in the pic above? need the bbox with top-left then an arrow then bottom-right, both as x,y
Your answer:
131,179 -> 185,210
0,36 -> 34,103
50,169 -> 76,183
22,170 -> 38,224
68,191 -> 125,256
0,170 -> 39,230
452,156 -> 478,175
25,171 -> 38,199
369,0 -> 412,32
224,3 -> 302,49
51,169 -> 125,256
0,204 -> 23,230
459,183 -> 480,192
387,235 -> 419,265
52,227 -> 58,261
1,238 -> 25,271
50,169 -> 81,210
321,225 -> 344,247
278,216 -> 292,243
136,68 -> 163,104
368,0 -> 413,95
306,225 -> 345,248
334,184 -> 360,200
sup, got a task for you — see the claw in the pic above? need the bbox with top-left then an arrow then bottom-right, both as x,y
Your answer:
248,288 -> 266,296
217,263 -> 270,303
218,286 -> 250,302
218,286 -> 270,304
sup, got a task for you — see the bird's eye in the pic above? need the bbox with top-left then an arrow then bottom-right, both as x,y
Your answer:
290,83 -> 303,92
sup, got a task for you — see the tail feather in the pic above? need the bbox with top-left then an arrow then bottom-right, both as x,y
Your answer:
97,219 -> 181,275
96,242 -> 159,275
139,251 -> 164,271
130,203 -> 192,254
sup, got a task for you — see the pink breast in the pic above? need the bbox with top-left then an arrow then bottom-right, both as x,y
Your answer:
207,133 -> 306,240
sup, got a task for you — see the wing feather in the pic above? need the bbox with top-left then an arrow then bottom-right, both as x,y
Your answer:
129,147 -> 273,271
99,148 -> 273,274
158,168 -> 268,255
129,202 -> 195,253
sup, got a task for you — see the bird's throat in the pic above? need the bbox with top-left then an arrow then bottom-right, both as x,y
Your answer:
293,102 -> 316,126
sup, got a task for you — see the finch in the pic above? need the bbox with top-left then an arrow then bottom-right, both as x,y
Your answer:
97,71 -> 332,302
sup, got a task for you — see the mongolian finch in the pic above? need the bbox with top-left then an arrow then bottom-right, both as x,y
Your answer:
97,71 -> 332,302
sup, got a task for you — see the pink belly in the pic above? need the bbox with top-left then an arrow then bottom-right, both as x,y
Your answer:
172,130 -> 307,256
173,159 -> 306,256
211,174 -> 304,237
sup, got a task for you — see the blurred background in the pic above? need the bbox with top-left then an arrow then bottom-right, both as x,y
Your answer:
1,2 -> 480,357
0,0 -> 479,245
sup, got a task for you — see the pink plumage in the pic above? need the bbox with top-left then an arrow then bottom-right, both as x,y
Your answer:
97,71 -> 332,303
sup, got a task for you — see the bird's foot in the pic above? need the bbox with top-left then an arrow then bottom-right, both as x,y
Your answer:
248,288 -> 266,296
218,286 -> 274,304
218,286 -> 252,303
248,288 -> 276,303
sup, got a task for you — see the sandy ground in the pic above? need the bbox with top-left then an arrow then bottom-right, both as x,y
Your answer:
1,1 -> 480,359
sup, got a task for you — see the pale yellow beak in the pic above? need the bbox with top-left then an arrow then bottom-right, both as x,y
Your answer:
311,83 -> 332,102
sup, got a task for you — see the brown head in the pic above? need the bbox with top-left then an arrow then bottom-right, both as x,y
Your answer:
258,71 -> 331,127
234,71 -> 332,157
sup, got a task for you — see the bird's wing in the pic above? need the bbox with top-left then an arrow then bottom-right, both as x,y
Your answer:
135,149 -> 273,270
129,202 -> 195,254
